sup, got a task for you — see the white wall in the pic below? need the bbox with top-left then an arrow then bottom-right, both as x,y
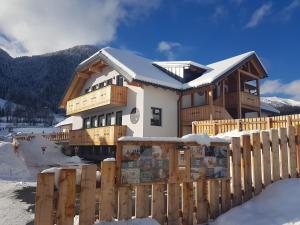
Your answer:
143,85 -> 179,137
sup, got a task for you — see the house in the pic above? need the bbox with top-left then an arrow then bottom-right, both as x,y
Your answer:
60,47 -> 267,160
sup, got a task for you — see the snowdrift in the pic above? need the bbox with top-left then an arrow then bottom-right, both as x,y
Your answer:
213,179 -> 300,225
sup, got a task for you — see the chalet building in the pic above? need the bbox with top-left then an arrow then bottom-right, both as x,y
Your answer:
60,47 -> 267,160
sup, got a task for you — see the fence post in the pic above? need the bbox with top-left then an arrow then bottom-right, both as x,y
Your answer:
296,125 -> 300,176
236,120 -> 241,131
136,185 -> 150,218
100,160 -> 116,221
287,126 -> 297,178
251,133 -> 262,195
195,180 -> 208,224
279,128 -> 289,179
232,137 -> 242,206
56,169 -> 76,225
266,117 -> 272,130
208,180 -> 220,219
241,135 -> 252,201
34,173 -> 55,225
261,131 -> 271,187
152,184 -> 165,225
221,179 -> 231,213
271,129 -> 280,182
79,165 -> 97,225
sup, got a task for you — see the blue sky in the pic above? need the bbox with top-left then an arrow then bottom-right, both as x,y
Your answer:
0,0 -> 300,99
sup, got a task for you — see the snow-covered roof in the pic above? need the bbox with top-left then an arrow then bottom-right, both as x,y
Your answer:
153,61 -> 211,70
75,47 -> 267,91
54,116 -> 75,127
260,102 -> 280,114
183,51 -> 260,89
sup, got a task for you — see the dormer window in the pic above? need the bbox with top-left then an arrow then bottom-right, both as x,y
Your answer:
106,79 -> 113,86
116,75 -> 123,86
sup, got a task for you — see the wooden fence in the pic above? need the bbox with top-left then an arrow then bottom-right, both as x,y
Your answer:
34,126 -> 300,225
193,114 -> 300,135
44,131 -> 69,142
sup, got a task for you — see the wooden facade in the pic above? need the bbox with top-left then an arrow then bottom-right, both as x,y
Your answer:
66,85 -> 128,115
69,125 -> 127,146
180,60 -> 263,135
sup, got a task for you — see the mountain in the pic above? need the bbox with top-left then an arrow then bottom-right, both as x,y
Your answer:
261,97 -> 300,115
0,45 -> 99,114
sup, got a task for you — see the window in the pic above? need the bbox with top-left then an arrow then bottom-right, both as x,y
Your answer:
151,107 -> 162,126
116,111 -> 123,125
91,116 -> 98,128
98,114 -> 105,127
116,75 -> 123,86
181,95 -> 192,108
99,82 -> 104,88
83,117 -> 91,129
106,79 -> 113,86
194,91 -> 206,106
106,112 -> 113,126
91,85 -> 97,91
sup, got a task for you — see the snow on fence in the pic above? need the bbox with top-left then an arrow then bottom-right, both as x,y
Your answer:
34,126 -> 300,225
193,114 -> 300,135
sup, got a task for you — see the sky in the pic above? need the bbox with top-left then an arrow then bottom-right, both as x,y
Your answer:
0,0 -> 300,100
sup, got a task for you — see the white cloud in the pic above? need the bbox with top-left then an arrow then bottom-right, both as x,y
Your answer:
0,0 -> 160,57
245,3 -> 272,28
261,79 -> 300,101
212,6 -> 227,21
157,41 -> 182,60
280,0 -> 300,21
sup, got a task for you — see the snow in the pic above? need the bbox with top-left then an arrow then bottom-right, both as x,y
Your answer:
260,101 -> 280,114
262,96 -> 300,108
101,47 -> 183,90
212,179 -> 300,225
0,133 -> 82,181
153,60 -> 211,71
92,218 -> 160,225
183,51 -> 260,89
118,134 -> 229,146
55,116 -> 75,127
103,157 -> 116,161
0,180 -> 35,225
214,129 -> 260,141
13,127 -> 59,134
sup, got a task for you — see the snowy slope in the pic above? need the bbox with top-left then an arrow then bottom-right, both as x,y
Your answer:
212,179 -> 300,225
261,96 -> 300,115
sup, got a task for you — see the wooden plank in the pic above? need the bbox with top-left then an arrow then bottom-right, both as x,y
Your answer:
135,185 -> 150,218
287,126 -> 297,178
232,137 -> 242,206
79,165 -> 97,225
34,173 -> 55,225
279,128 -> 289,179
118,187 -> 132,220
271,129 -> 280,182
251,133 -> 262,195
100,161 -> 116,221
167,183 -> 180,225
152,184 -> 165,225
221,179 -> 231,213
195,180 -> 208,224
261,131 -> 271,187
182,182 -> 193,225
56,169 -> 76,225
241,135 -> 252,201
208,180 -> 220,219
296,125 -> 300,175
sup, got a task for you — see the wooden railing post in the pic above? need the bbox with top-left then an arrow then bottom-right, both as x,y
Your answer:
241,135 -> 252,201
279,128 -> 289,179
287,126 -> 297,178
251,133 -> 262,195
232,137 -> 242,206
100,160 -> 116,221
34,173 -> 55,225
196,180 -> 208,224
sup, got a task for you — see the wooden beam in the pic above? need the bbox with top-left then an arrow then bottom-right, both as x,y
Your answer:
208,86 -> 213,120
222,80 -> 225,106
77,73 -> 90,79
238,69 -> 260,80
256,79 -> 261,116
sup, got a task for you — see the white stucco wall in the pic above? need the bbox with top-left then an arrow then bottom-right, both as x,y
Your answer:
143,85 -> 179,137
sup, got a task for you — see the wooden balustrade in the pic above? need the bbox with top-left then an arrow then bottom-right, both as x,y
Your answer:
66,85 -> 128,115
226,91 -> 260,109
69,125 -> 127,146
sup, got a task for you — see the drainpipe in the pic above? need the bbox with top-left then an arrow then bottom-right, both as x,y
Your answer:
177,93 -> 182,137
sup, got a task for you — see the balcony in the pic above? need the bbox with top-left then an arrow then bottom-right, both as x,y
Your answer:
226,92 -> 260,109
66,85 -> 128,115
181,105 -> 232,125
69,125 -> 127,146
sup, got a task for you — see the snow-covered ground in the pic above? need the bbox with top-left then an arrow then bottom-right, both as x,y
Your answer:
212,179 -> 300,225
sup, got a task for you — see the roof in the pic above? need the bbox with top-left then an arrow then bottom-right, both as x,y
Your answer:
54,116 -> 75,127
260,102 -> 280,114
60,47 -> 268,107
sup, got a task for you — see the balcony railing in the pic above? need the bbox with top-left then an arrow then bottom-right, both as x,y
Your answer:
181,105 -> 232,125
225,92 -> 260,109
69,125 -> 127,146
66,85 -> 128,115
